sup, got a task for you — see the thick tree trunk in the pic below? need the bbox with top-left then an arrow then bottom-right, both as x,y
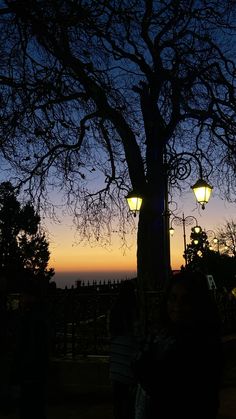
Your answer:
137,163 -> 170,292
133,87 -> 172,331
137,91 -> 171,292
136,157 -> 171,334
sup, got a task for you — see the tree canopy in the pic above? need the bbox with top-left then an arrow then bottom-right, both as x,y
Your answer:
217,219 -> 236,257
0,181 -> 54,292
185,225 -> 236,289
0,1 -> 235,287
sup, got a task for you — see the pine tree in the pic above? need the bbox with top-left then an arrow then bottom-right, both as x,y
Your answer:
0,182 -> 54,292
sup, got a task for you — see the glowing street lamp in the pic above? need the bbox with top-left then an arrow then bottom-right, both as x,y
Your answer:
206,231 -> 229,254
169,213 -> 201,266
194,225 -> 201,234
191,178 -> 213,210
206,230 -> 219,252
170,218 -> 201,237
169,226 -> 175,237
126,152 -> 213,285
126,190 -> 143,216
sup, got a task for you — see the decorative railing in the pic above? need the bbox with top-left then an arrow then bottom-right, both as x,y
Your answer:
4,283 -> 236,359
48,287 -> 118,358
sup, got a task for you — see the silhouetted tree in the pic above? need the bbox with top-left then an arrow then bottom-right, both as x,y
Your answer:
0,1 -> 235,290
217,219 -> 236,257
185,227 -> 236,289
185,228 -> 209,266
0,182 -> 54,291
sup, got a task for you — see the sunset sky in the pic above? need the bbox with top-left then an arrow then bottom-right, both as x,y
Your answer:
47,189 -> 235,288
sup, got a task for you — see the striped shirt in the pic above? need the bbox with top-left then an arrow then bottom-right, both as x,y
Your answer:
110,335 -> 139,384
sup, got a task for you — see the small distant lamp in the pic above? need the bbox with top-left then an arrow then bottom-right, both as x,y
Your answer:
194,225 -> 201,234
191,179 -> 213,210
169,227 -> 175,236
126,190 -> 143,216
194,239 -> 199,245
213,237 -> 218,244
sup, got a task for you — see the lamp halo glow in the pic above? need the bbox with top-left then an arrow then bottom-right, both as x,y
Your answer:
191,178 -> 213,210
126,190 -> 143,215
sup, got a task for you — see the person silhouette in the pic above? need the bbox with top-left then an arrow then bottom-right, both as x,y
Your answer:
134,271 -> 222,419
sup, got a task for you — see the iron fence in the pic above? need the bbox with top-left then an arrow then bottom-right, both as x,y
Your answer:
48,288 -> 118,358
4,286 -> 236,358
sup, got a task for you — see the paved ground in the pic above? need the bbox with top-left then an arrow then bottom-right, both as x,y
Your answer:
1,336 -> 236,419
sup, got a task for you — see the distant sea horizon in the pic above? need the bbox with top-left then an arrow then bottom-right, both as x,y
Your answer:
53,270 -> 137,289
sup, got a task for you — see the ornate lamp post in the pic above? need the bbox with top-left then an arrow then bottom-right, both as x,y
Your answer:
170,213 -> 201,266
167,152 -> 213,210
126,151 -> 213,282
165,151 -> 213,274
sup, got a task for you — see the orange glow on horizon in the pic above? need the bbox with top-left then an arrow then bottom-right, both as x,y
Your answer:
49,228 -> 183,274
49,243 -> 137,272
48,221 -> 137,273
47,195 -> 235,279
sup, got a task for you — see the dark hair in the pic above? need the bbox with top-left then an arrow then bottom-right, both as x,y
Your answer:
159,271 -> 221,335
